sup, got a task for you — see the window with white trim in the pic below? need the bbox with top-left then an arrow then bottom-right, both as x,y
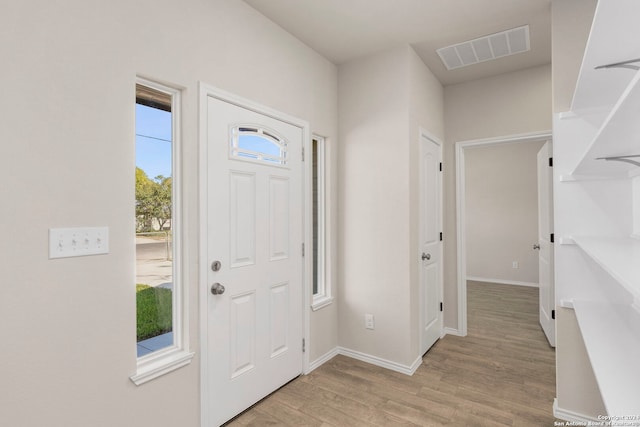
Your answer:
131,78 -> 193,385
230,126 -> 288,166
312,136 -> 332,310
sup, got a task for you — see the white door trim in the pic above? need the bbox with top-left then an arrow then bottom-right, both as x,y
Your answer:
455,130 -> 552,337
198,83 -> 311,426
418,127 -> 443,354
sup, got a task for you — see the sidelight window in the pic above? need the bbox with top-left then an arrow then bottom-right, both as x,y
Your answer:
311,135 -> 332,310
131,78 -> 193,385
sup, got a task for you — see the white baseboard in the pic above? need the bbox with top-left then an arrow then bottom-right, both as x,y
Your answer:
553,399 -> 601,424
306,347 -> 339,374
337,347 -> 422,376
443,327 -> 466,337
467,276 -> 538,288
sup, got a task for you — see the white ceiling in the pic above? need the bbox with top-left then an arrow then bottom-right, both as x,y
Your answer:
243,0 -> 551,86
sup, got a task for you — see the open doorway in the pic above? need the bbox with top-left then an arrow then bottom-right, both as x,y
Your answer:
455,132 -> 552,337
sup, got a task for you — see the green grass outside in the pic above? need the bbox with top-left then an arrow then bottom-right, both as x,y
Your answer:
136,284 -> 173,342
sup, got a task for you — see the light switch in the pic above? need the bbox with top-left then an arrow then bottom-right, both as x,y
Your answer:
49,227 -> 109,259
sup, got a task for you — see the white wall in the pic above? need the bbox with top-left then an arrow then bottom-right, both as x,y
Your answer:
552,0 -> 598,113
408,48 -> 445,356
337,46 -> 443,368
338,46 -> 412,366
443,64 -> 552,329
634,176 -> 640,237
465,141 -> 545,285
0,1 -> 337,426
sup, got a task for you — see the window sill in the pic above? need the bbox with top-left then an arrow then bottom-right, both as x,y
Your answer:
130,348 -> 195,386
311,296 -> 334,311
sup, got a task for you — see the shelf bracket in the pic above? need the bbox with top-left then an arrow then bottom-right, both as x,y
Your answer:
596,154 -> 640,167
595,58 -> 640,71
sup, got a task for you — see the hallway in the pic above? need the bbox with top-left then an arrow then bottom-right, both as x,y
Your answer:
227,281 -> 557,426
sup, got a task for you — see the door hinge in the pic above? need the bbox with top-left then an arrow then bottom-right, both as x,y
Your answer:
302,147 -> 305,162
302,243 -> 305,257
439,162 -> 442,172
550,233 -> 555,243
549,157 -> 553,167
302,338 -> 306,353
552,309 -> 556,320
440,302 -> 443,312
439,232 -> 443,241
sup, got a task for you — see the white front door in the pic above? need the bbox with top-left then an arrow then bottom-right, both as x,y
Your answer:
204,93 -> 304,426
419,131 -> 443,354
537,141 -> 555,347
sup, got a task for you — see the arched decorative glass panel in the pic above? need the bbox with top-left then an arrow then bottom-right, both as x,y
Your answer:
230,126 -> 288,166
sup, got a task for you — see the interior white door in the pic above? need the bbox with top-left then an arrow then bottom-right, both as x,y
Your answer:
419,132 -> 443,354
205,95 -> 304,426
537,141 -> 555,347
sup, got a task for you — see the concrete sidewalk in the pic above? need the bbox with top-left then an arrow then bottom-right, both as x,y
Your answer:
137,332 -> 173,357
136,238 -> 173,288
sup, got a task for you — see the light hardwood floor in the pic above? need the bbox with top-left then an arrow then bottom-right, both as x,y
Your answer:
226,281 -> 558,426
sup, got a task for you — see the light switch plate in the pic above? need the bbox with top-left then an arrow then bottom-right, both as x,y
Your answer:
49,227 -> 109,259
365,313 -> 375,330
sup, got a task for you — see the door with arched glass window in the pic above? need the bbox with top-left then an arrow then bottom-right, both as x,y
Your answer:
203,91 -> 304,426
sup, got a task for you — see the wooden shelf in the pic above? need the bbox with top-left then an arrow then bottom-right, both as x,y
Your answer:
571,71 -> 640,177
573,300 -> 640,416
573,236 -> 640,303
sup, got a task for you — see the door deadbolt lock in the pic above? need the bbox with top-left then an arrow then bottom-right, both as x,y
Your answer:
211,283 -> 225,295
211,260 -> 222,272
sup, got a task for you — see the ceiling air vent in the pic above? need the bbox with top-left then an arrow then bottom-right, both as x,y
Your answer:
437,25 -> 530,70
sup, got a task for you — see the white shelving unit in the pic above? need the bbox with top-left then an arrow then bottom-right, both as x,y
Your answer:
572,300 -> 640,416
556,0 -> 640,418
572,71 -> 640,178
560,0 -> 640,182
566,0 -> 640,180
572,237 -> 640,304
570,0 -> 640,115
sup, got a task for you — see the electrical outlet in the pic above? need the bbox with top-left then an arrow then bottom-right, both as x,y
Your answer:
512,261 -> 519,269
49,227 -> 109,259
365,313 -> 375,330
